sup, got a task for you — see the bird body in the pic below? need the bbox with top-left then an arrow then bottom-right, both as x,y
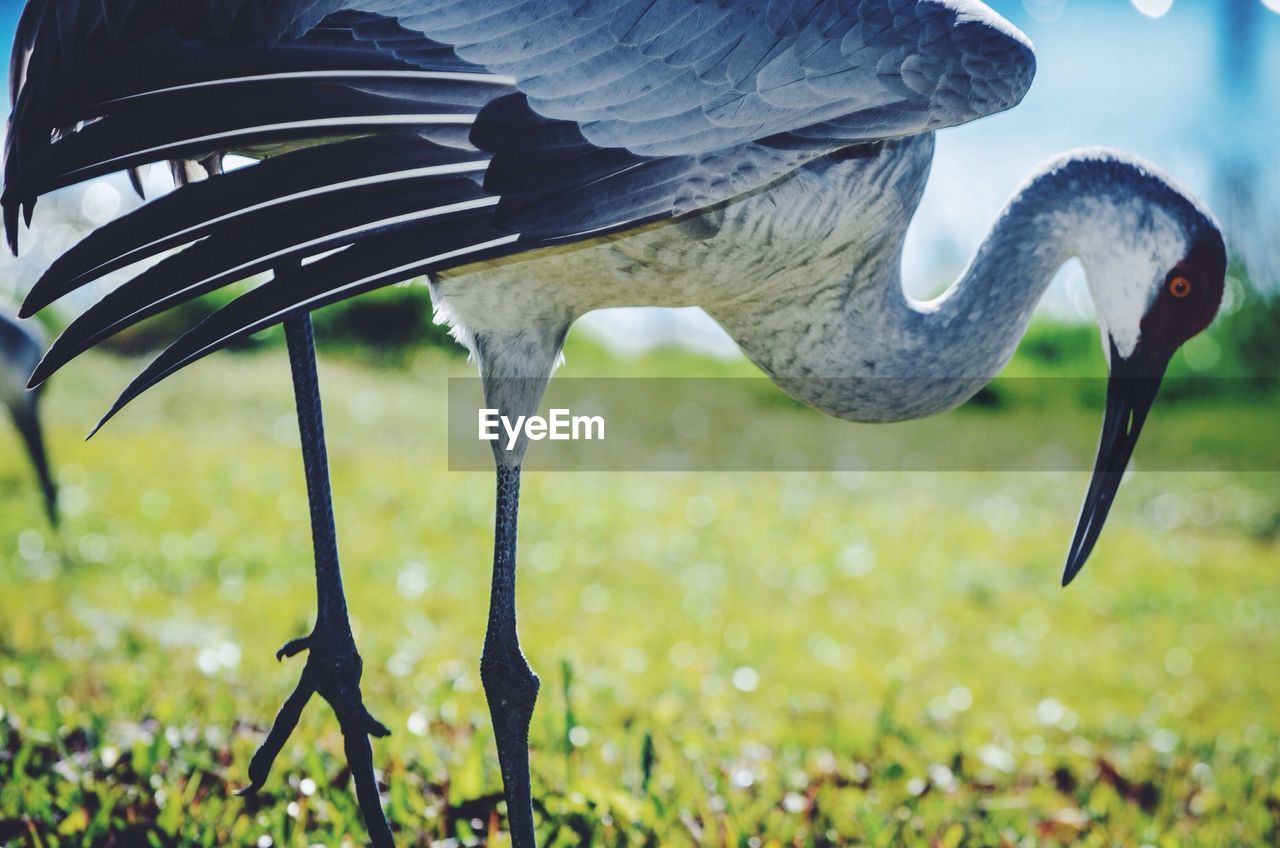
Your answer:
433,132 -> 1221,431
430,134 -> 935,444
5,0 -> 1043,417
2,2 -> 1230,846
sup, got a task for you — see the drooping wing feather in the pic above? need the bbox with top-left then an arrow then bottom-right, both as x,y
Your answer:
7,1 -> 1035,212
361,0 -> 1036,156
22,134 -> 490,315
30,155 -> 497,386
87,218 -> 521,435
4,0 -> 1035,422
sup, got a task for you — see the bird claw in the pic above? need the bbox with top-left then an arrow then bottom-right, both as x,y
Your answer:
365,713 -> 391,738
275,635 -> 311,661
239,626 -> 393,845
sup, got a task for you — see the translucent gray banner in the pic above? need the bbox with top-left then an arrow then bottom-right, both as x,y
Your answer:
446,377 -> 1279,471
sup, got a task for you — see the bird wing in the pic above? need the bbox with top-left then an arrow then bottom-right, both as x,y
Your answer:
3,0 -> 1034,427
349,0 -> 1036,155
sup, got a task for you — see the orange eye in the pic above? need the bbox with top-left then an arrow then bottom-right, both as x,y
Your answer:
1169,276 -> 1192,298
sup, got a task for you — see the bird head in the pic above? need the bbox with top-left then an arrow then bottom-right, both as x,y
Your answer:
1061,154 -> 1227,585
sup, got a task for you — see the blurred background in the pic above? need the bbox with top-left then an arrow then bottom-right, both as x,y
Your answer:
0,1 -> 1278,846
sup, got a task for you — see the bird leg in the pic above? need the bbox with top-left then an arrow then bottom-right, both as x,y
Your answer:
481,465 -> 541,847
237,311 -> 394,848
11,394 -> 58,528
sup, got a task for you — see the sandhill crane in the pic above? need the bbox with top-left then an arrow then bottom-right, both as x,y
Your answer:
1,309 -> 57,526
2,2 -> 1227,846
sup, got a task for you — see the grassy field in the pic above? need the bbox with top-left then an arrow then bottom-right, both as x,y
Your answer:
0,334 -> 1278,846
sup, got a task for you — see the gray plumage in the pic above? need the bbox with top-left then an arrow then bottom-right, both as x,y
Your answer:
0,0 -> 1047,433
433,133 -> 1220,440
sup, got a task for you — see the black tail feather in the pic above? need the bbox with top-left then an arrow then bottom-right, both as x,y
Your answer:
31,170 -> 492,387
2,16 -> 513,253
22,135 -> 486,317
92,216 -> 522,434
5,81 -> 476,203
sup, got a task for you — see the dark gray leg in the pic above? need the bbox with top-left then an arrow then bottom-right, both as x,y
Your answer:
481,465 -> 540,847
238,311 -> 393,848
11,396 -> 57,528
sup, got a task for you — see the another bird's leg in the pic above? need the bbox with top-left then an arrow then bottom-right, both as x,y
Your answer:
10,393 -> 58,528
481,464 -> 540,848
239,309 -> 393,848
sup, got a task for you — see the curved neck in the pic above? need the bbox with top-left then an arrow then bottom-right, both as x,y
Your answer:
900,173 -> 1078,385
720,166 -> 1080,423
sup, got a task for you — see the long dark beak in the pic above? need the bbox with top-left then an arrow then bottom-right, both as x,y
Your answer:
1062,339 -> 1170,586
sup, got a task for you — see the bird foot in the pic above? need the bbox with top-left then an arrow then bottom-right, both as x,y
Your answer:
285,628 -> 390,738
236,625 -> 392,837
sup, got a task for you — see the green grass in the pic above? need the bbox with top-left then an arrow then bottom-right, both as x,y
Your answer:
1,339 -> 1278,847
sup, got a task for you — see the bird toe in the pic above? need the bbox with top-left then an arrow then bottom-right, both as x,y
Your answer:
276,634 -> 312,661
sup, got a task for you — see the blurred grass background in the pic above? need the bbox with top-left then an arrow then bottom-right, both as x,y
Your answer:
0,3 -> 1277,845
1,282 -> 1278,846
